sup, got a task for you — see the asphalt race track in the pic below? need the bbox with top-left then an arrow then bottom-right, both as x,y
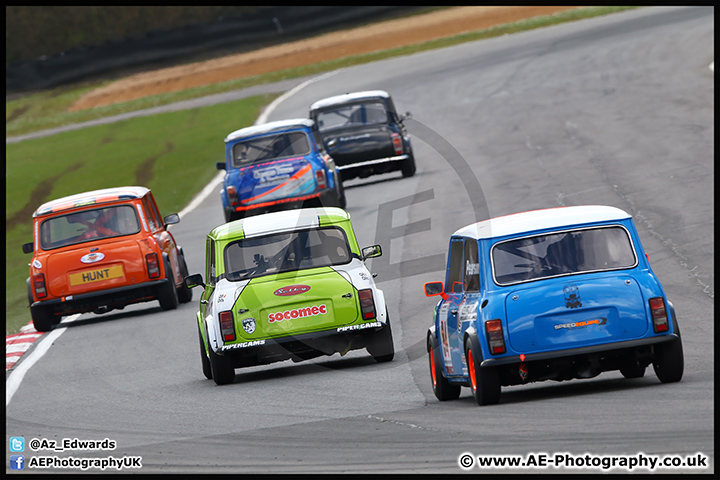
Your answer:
6,7 -> 713,474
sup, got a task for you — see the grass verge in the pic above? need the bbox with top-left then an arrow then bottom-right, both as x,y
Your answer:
6,7 -> 637,138
5,94 -> 277,334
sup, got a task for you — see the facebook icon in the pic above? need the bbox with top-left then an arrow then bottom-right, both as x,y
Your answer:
10,455 -> 25,470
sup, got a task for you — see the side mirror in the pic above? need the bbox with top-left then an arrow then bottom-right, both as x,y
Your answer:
424,281 -> 447,300
163,213 -> 180,227
216,162 -> 226,171
184,274 -> 205,289
361,245 -> 382,261
22,242 -> 34,254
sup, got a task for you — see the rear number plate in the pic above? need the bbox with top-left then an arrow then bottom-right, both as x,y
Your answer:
69,265 -> 124,286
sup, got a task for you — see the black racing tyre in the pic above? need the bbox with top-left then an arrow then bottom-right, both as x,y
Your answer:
428,334 -> 461,401
30,304 -> 60,333
225,209 -> 243,223
620,359 -> 646,379
652,319 -> 684,383
465,337 -> 501,406
400,150 -> 416,178
337,173 -> 347,209
208,337 -> 235,385
198,324 -> 213,380
367,310 -> 394,363
157,259 -> 179,311
176,251 -> 193,304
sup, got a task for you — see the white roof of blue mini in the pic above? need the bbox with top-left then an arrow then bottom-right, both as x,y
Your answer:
454,205 -> 632,240
224,118 -> 314,143
309,90 -> 390,111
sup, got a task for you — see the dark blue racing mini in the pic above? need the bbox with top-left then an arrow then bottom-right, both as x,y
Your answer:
217,119 -> 346,222
424,205 -> 684,405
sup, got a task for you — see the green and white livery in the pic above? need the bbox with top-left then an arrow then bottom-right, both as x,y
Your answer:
185,207 -> 394,385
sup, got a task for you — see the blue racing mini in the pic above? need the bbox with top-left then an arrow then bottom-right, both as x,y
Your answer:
217,119 -> 346,222
424,205 -> 683,405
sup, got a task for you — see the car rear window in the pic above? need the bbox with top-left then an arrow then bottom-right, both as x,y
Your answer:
40,205 -> 141,250
231,131 -> 310,167
223,226 -> 352,281
491,226 -> 637,285
315,101 -> 388,132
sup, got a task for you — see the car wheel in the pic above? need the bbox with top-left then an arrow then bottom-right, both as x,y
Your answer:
225,209 -> 243,223
30,304 -> 60,333
337,174 -> 347,209
652,320 -> 684,383
620,360 -> 646,379
401,151 -> 416,178
157,259 -> 179,311
176,251 -> 193,304
465,337 -> 501,405
198,324 -> 212,380
208,339 -> 235,385
367,310 -> 394,363
428,334 -> 461,401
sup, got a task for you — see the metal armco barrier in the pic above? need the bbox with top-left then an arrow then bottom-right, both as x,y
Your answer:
6,6 -> 424,95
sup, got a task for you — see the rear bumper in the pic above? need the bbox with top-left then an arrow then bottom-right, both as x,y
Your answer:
216,320 -> 386,367
336,154 -> 409,171
336,154 -> 409,180
32,279 -> 170,315
232,188 -> 338,215
480,334 -> 679,368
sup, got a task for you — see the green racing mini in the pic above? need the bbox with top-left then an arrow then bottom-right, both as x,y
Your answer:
184,207 -> 394,385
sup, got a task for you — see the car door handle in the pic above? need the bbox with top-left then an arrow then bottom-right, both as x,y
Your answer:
342,293 -> 353,298
200,300 -> 208,305
450,309 -> 458,315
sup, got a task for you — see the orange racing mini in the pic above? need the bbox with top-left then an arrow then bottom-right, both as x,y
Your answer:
22,186 -> 192,332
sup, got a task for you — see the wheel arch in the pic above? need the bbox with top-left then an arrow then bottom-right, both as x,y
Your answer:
463,325 -> 486,365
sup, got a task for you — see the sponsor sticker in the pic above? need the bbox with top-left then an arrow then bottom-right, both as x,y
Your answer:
554,317 -> 608,330
273,284 -> 311,296
563,284 -> 582,309
80,252 -> 105,264
242,317 -> 256,334
253,164 -> 295,183
466,261 -> 479,275
268,304 -> 327,323
221,339 -> 266,351
337,321 -> 382,332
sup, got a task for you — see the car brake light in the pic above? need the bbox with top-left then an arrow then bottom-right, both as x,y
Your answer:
33,273 -> 47,299
649,297 -> 668,333
358,289 -> 376,320
146,253 -> 160,278
316,169 -> 327,189
227,186 -> 238,207
391,133 -> 403,155
485,319 -> 506,355
219,311 -> 236,342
